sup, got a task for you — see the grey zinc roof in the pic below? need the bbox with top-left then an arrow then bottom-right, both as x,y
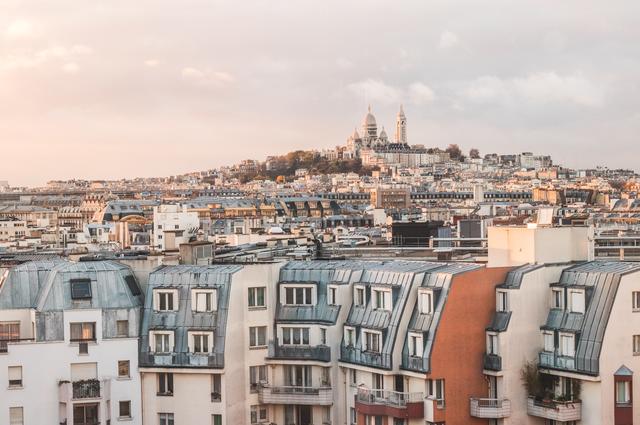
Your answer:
139,264 -> 242,369
498,263 -> 545,289
543,261 -> 640,375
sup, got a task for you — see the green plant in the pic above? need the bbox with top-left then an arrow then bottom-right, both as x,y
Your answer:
521,361 -> 542,398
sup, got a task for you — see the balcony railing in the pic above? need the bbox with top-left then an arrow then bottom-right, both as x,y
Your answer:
340,344 -> 392,369
483,353 -> 502,371
527,397 -> 582,421
539,350 -> 577,371
258,385 -> 333,405
469,398 -> 511,418
356,388 -> 423,407
140,351 -> 224,368
267,340 -> 331,362
0,338 -> 35,353
401,352 -> 428,372
72,380 -> 101,399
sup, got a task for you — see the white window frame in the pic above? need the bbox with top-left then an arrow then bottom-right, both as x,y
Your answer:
408,332 -> 423,357
354,286 -> 365,306
372,287 -> 392,311
362,329 -> 382,353
189,331 -> 214,354
154,289 -> 179,312
328,285 -> 338,305
496,290 -> 509,312
9,406 -> 23,425
192,289 -> 217,313
151,331 -> 174,353
8,365 -> 22,388
344,326 -> 356,347
249,326 -> 267,348
281,327 -> 310,346
634,335 -> 640,355
543,331 -> 554,352
281,284 -> 315,306
616,381 -> 631,405
633,291 -> 640,312
552,288 -> 564,309
569,290 -> 585,314
559,333 -> 575,357
486,332 -> 499,355
418,289 -> 433,314
248,287 -> 266,308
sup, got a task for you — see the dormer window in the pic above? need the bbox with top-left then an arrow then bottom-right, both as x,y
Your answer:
362,330 -> 381,353
552,288 -> 564,309
354,286 -> 365,306
192,289 -> 216,313
282,327 -> 310,345
559,333 -> 575,357
344,327 -> 355,347
486,333 -> 499,355
328,285 -> 338,305
496,290 -> 509,312
543,331 -> 554,352
189,331 -> 213,354
418,290 -> 433,314
151,331 -> 174,353
408,332 -> 423,357
569,290 -> 585,314
155,289 -> 178,312
372,288 -> 392,311
283,285 -> 314,306
70,279 -> 92,300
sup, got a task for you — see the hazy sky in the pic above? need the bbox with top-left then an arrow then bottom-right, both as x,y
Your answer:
2,0 -> 640,186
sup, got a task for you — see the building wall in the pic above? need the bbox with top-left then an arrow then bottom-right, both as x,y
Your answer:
429,266 -> 511,425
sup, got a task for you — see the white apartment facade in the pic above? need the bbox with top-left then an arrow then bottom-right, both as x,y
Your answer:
153,205 -> 200,251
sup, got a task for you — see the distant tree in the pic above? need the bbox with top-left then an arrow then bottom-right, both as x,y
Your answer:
446,144 -> 462,160
469,148 -> 480,159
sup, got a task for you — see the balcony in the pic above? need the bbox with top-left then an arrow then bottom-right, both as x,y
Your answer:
483,353 -> 502,371
469,398 -> 511,418
59,379 -> 110,403
0,338 -> 35,353
140,351 -> 224,368
527,397 -> 582,421
401,352 -> 428,372
355,388 -> 424,419
267,340 -> 331,362
424,397 -> 446,423
539,350 -> 577,371
340,344 -> 392,369
258,385 -> 333,405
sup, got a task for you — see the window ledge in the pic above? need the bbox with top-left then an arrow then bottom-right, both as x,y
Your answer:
117,416 -> 133,421
117,376 -> 132,381
7,385 -> 23,390
248,306 -> 267,311
249,346 -> 268,350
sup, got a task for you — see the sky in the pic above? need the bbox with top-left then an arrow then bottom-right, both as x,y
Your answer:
1,0 -> 640,186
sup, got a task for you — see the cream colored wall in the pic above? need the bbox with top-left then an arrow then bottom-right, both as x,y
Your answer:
499,265 -> 568,425
597,272 -> 640,425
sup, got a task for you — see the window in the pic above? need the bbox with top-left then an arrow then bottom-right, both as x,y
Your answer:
344,327 -> 356,347
363,330 -> 381,353
249,326 -> 267,347
157,373 -> 174,396
487,333 -> 499,355
284,286 -> 313,305
552,288 -> 564,309
70,278 -> 92,300
193,289 -> 216,312
373,373 -> 384,390
190,332 -> 212,354
427,379 -> 445,406
250,405 -> 268,424
74,404 -> 98,425
560,334 -> 575,357
153,332 -> 172,353
118,360 -> 130,378
249,365 -> 267,392
617,381 -> 631,405
281,327 -> 309,345
350,369 -> 357,385
408,333 -> 423,357
354,287 -> 365,306
0,322 -> 20,352
320,328 -> 327,345
125,275 -> 141,296
569,290 -> 585,314
8,366 -> 22,388
543,331 -> 554,352
373,289 -> 389,310
634,335 -> 640,355
9,407 -> 23,425
418,290 -> 433,314
633,291 -> 640,311
70,322 -> 96,342
211,374 -> 222,402
248,287 -> 266,308
212,414 -> 223,425
350,408 -> 356,425
496,291 -> 509,312
119,401 -> 131,419
156,290 -> 176,311
328,286 -> 337,305
159,413 -> 174,425
116,320 -> 129,337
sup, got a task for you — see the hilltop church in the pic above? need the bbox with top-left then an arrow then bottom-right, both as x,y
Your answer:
346,105 -> 407,156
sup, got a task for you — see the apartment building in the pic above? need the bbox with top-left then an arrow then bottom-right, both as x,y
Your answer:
0,260 -> 144,425
153,205 -> 200,251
